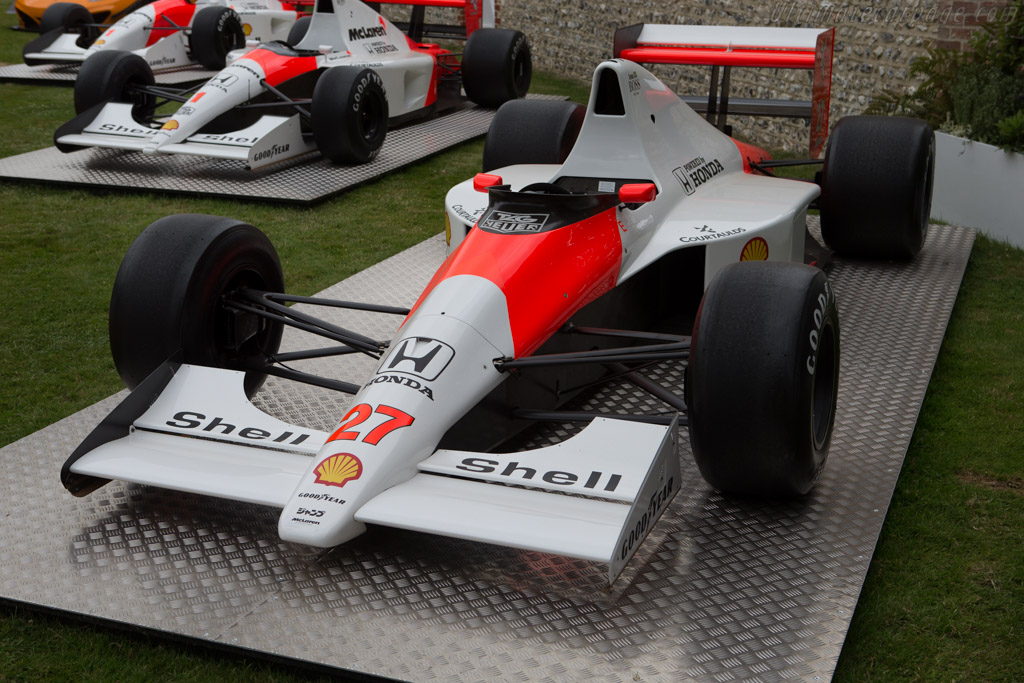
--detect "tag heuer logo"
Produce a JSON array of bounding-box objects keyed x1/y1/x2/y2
[{"x1": 480, "y1": 210, "x2": 549, "y2": 233}]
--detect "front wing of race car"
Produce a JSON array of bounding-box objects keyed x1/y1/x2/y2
[
  {"x1": 67, "y1": 364, "x2": 680, "y2": 584},
  {"x1": 56, "y1": 103, "x2": 316, "y2": 169}
]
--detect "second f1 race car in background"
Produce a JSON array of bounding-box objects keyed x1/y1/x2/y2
[
  {"x1": 61, "y1": 27, "x2": 934, "y2": 583},
  {"x1": 53, "y1": 0, "x2": 527, "y2": 168},
  {"x1": 22, "y1": 0, "x2": 308, "y2": 70}
]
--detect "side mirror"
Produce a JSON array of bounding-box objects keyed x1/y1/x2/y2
[
  {"x1": 473, "y1": 173, "x2": 503, "y2": 192},
  {"x1": 618, "y1": 183, "x2": 657, "y2": 204}
]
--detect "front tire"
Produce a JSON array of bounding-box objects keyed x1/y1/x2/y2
[
  {"x1": 40, "y1": 3, "x2": 99, "y2": 48},
  {"x1": 74, "y1": 50, "x2": 156, "y2": 120},
  {"x1": 461, "y1": 28, "x2": 532, "y2": 108},
  {"x1": 109, "y1": 214, "x2": 285, "y2": 396},
  {"x1": 482, "y1": 99, "x2": 584, "y2": 171},
  {"x1": 686, "y1": 262, "x2": 840, "y2": 497},
  {"x1": 189, "y1": 6, "x2": 245, "y2": 70},
  {"x1": 819, "y1": 116, "x2": 935, "y2": 260},
  {"x1": 311, "y1": 67, "x2": 389, "y2": 164}
]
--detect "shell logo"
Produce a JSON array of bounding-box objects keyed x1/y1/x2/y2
[
  {"x1": 740, "y1": 237, "x2": 769, "y2": 261},
  {"x1": 94, "y1": 39, "x2": 106, "y2": 45},
  {"x1": 243, "y1": 23, "x2": 252, "y2": 36},
  {"x1": 313, "y1": 453, "x2": 362, "y2": 488},
  {"x1": 161, "y1": 120, "x2": 180, "y2": 131}
]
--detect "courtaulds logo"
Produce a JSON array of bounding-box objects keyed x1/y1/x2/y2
[{"x1": 313, "y1": 453, "x2": 362, "y2": 488}]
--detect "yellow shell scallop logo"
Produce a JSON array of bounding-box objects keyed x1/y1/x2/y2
[
  {"x1": 740, "y1": 237, "x2": 769, "y2": 261},
  {"x1": 313, "y1": 453, "x2": 363, "y2": 488},
  {"x1": 161, "y1": 120, "x2": 180, "y2": 131},
  {"x1": 242, "y1": 23, "x2": 252, "y2": 36}
]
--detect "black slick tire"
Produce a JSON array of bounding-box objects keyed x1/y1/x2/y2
[
  {"x1": 686, "y1": 261, "x2": 840, "y2": 497},
  {"x1": 109, "y1": 214, "x2": 285, "y2": 396},
  {"x1": 40, "y1": 3, "x2": 98, "y2": 48},
  {"x1": 286, "y1": 15, "x2": 311, "y2": 46},
  {"x1": 482, "y1": 99, "x2": 584, "y2": 171},
  {"x1": 462, "y1": 28, "x2": 531, "y2": 108},
  {"x1": 819, "y1": 115, "x2": 935, "y2": 260},
  {"x1": 189, "y1": 6, "x2": 245, "y2": 70},
  {"x1": 311, "y1": 67, "x2": 389, "y2": 164},
  {"x1": 74, "y1": 50, "x2": 156, "y2": 119}
]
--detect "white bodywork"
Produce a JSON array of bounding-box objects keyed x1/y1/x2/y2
[
  {"x1": 71, "y1": 275, "x2": 679, "y2": 584},
  {"x1": 445, "y1": 59, "x2": 819, "y2": 288},
  {"x1": 24, "y1": 0, "x2": 301, "y2": 68}
]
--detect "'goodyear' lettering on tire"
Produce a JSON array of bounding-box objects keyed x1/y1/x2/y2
[{"x1": 806, "y1": 280, "x2": 835, "y2": 375}]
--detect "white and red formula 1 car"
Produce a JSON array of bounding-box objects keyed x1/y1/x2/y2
[
  {"x1": 53, "y1": 0, "x2": 525, "y2": 168},
  {"x1": 23, "y1": 0, "x2": 309, "y2": 71},
  {"x1": 62, "y1": 26, "x2": 934, "y2": 583}
]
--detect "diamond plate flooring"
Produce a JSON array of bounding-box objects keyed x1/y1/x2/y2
[
  {"x1": 0, "y1": 220, "x2": 974, "y2": 681},
  {"x1": 0, "y1": 96, "x2": 560, "y2": 204}
]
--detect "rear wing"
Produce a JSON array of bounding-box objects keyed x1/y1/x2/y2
[
  {"x1": 369, "y1": 0, "x2": 495, "y2": 41},
  {"x1": 614, "y1": 24, "x2": 835, "y2": 157}
]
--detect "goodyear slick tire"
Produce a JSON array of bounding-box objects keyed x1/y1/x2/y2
[
  {"x1": 311, "y1": 67, "x2": 388, "y2": 164},
  {"x1": 482, "y1": 99, "x2": 584, "y2": 172},
  {"x1": 189, "y1": 6, "x2": 245, "y2": 70},
  {"x1": 686, "y1": 261, "x2": 840, "y2": 497},
  {"x1": 74, "y1": 50, "x2": 156, "y2": 120},
  {"x1": 40, "y1": 3, "x2": 99, "y2": 48},
  {"x1": 462, "y1": 28, "x2": 532, "y2": 108},
  {"x1": 109, "y1": 214, "x2": 284, "y2": 397},
  {"x1": 819, "y1": 115, "x2": 935, "y2": 260},
  {"x1": 286, "y1": 15, "x2": 311, "y2": 47}
]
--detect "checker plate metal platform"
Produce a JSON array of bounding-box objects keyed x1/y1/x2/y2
[
  {"x1": 0, "y1": 62, "x2": 217, "y2": 85},
  {"x1": 0, "y1": 96, "x2": 560, "y2": 204},
  {"x1": 0, "y1": 220, "x2": 974, "y2": 681}
]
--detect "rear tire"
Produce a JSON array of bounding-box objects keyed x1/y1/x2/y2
[
  {"x1": 686, "y1": 262, "x2": 840, "y2": 497},
  {"x1": 189, "y1": 6, "x2": 245, "y2": 70},
  {"x1": 462, "y1": 28, "x2": 531, "y2": 108},
  {"x1": 482, "y1": 99, "x2": 584, "y2": 171},
  {"x1": 109, "y1": 214, "x2": 284, "y2": 397},
  {"x1": 40, "y1": 3, "x2": 98, "y2": 48},
  {"x1": 286, "y1": 15, "x2": 311, "y2": 46},
  {"x1": 74, "y1": 50, "x2": 156, "y2": 120},
  {"x1": 311, "y1": 67, "x2": 389, "y2": 164},
  {"x1": 819, "y1": 116, "x2": 935, "y2": 260}
]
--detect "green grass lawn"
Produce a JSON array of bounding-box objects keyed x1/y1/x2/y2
[{"x1": 2, "y1": 21, "x2": 1023, "y2": 681}]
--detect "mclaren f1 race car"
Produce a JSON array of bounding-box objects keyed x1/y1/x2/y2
[
  {"x1": 61, "y1": 32, "x2": 934, "y2": 583},
  {"x1": 53, "y1": 0, "x2": 527, "y2": 168},
  {"x1": 22, "y1": 0, "x2": 308, "y2": 70}
]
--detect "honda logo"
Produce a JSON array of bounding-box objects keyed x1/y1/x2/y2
[{"x1": 379, "y1": 337, "x2": 455, "y2": 381}]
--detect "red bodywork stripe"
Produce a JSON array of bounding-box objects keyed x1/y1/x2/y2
[
  {"x1": 148, "y1": 0, "x2": 196, "y2": 46},
  {"x1": 406, "y1": 42, "x2": 453, "y2": 108},
  {"x1": 243, "y1": 48, "x2": 318, "y2": 87},
  {"x1": 731, "y1": 138, "x2": 772, "y2": 174},
  {"x1": 409, "y1": 210, "x2": 623, "y2": 357},
  {"x1": 619, "y1": 47, "x2": 816, "y2": 69}
]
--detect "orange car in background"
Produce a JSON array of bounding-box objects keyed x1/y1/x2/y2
[{"x1": 14, "y1": 0, "x2": 153, "y2": 32}]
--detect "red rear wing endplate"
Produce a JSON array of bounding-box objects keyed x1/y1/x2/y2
[
  {"x1": 372, "y1": 0, "x2": 493, "y2": 38},
  {"x1": 614, "y1": 24, "x2": 834, "y2": 157}
]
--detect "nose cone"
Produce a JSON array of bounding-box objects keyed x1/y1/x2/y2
[
  {"x1": 144, "y1": 59, "x2": 267, "y2": 152},
  {"x1": 85, "y1": 7, "x2": 156, "y2": 57}
]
